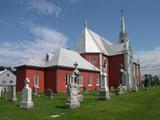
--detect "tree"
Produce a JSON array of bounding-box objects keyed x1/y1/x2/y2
[
  {"x1": 143, "y1": 74, "x2": 152, "y2": 88},
  {"x1": 153, "y1": 75, "x2": 159, "y2": 87}
]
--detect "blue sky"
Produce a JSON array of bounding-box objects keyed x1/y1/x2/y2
[{"x1": 0, "y1": 0, "x2": 160, "y2": 73}]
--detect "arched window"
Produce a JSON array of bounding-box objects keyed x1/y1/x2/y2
[
  {"x1": 96, "y1": 74, "x2": 100, "y2": 85},
  {"x1": 79, "y1": 75, "x2": 83, "y2": 86},
  {"x1": 34, "y1": 74, "x2": 39, "y2": 88},
  {"x1": 88, "y1": 74, "x2": 93, "y2": 86}
]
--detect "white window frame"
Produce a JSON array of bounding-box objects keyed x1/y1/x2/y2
[
  {"x1": 34, "y1": 74, "x2": 39, "y2": 88},
  {"x1": 79, "y1": 75, "x2": 83, "y2": 86},
  {"x1": 88, "y1": 74, "x2": 93, "y2": 86},
  {"x1": 65, "y1": 74, "x2": 72, "y2": 87},
  {"x1": 96, "y1": 75, "x2": 99, "y2": 86}
]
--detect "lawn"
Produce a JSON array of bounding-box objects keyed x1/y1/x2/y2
[{"x1": 0, "y1": 87, "x2": 160, "y2": 120}]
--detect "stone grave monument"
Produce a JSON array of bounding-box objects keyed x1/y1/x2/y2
[
  {"x1": 66, "y1": 75, "x2": 80, "y2": 109},
  {"x1": 20, "y1": 78, "x2": 34, "y2": 109},
  {"x1": 44, "y1": 89, "x2": 53, "y2": 99},
  {"x1": 115, "y1": 64, "x2": 128, "y2": 95},
  {"x1": 32, "y1": 86, "x2": 38, "y2": 96},
  {"x1": 66, "y1": 63, "x2": 80, "y2": 109},
  {"x1": 99, "y1": 59, "x2": 110, "y2": 100},
  {"x1": 78, "y1": 90, "x2": 83, "y2": 102}
]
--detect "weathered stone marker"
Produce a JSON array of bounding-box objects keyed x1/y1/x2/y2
[
  {"x1": 32, "y1": 86, "x2": 38, "y2": 96},
  {"x1": 66, "y1": 72, "x2": 80, "y2": 109},
  {"x1": 11, "y1": 85, "x2": 17, "y2": 102},
  {"x1": 66, "y1": 77, "x2": 80, "y2": 108},
  {"x1": 78, "y1": 90, "x2": 83, "y2": 102},
  {"x1": 99, "y1": 58, "x2": 110, "y2": 100},
  {"x1": 99, "y1": 71, "x2": 110, "y2": 100},
  {"x1": 44, "y1": 89, "x2": 53, "y2": 99},
  {"x1": 20, "y1": 78, "x2": 34, "y2": 109}
]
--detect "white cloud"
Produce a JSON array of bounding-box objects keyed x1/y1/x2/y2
[
  {"x1": 27, "y1": 0, "x2": 62, "y2": 17},
  {"x1": 0, "y1": 26, "x2": 68, "y2": 66},
  {"x1": 135, "y1": 47, "x2": 160, "y2": 75}
]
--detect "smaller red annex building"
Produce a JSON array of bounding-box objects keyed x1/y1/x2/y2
[{"x1": 16, "y1": 48, "x2": 100, "y2": 93}]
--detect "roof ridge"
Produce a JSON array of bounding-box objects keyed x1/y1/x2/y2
[
  {"x1": 87, "y1": 29, "x2": 106, "y2": 53},
  {"x1": 88, "y1": 28, "x2": 113, "y2": 45}
]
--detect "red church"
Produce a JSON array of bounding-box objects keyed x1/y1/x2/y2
[{"x1": 16, "y1": 14, "x2": 141, "y2": 93}]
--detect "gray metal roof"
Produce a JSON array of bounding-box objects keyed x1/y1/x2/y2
[
  {"x1": 75, "y1": 26, "x2": 125, "y2": 56},
  {"x1": 17, "y1": 48, "x2": 99, "y2": 72},
  {"x1": 75, "y1": 27, "x2": 112, "y2": 55}
]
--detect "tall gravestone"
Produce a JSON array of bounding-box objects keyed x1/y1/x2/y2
[
  {"x1": 20, "y1": 78, "x2": 34, "y2": 109},
  {"x1": 11, "y1": 85, "x2": 17, "y2": 102},
  {"x1": 73, "y1": 62, "x2": 84, "y2": 102},
  {"x1": 66, "y1": 72, "x2": 80, "y2": 108},
  {"x1": 66, "y1": 76, "x2": 80, "y2": 108},
  {"x1": 132, "y1": 78, "x2": 139, "y2": 92},
  {"x1": 99, "y1": 72, "x2": 110, "y2": 100},
  {"x1": 99, "y1": 59, "x2": 110, "y2": 100}
]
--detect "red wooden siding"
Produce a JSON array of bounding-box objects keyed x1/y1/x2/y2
[
  {"x1": 81, "y1": 53, "x2": 100, "y2": 68},
  {"x1": 45, "y1": 67, "x2": 57, "y2": 92},
  {"x1": 25, "y1": 68, "x2": 44, "y2": 92},
  {"x1": 108, "y1": 55, "x2": 124, "y2": 88},
  {"x1": 16, "y1": 67, "x2": 26, "y2": 91}
]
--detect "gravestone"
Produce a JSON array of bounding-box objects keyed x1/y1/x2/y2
[
  {"x1": 78, "y1": 90, "x2": 83, "y2": 102},
  {"x1": 115, "y1": 84, "x2": 124, "y2": 95},
  {"x1": 66, "y1": 73, "x2": 80, "y2": 109},
  {"x1": 11, "y1": 85, "x2": 17, "y2": 102},
  {"x1": 20, "y1": 78, "x2": 34, "y2": 109},
  {"x1": 132, "y1": 85, "x2": 139, "y2": 92},
  {"x1": 44, "y1": 89, "x2": 53, "y2": 99},
  {"x1": 82, "y1": 86, "x2": 87, "y2": 95},
  {"x1": 99, "y1": 72, "x2": 110, "y2": 100},
  {"x1": 32, "y1": 87, "x2": 38, "y2": 96}
]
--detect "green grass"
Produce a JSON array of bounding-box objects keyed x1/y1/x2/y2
[{"x1": 0, "y1": 87, "x2": 160, "y2": 120}]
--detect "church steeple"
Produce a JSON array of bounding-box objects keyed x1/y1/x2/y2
[{"x1": 119, "y1": 10, "x2": 128, "y2": 43}]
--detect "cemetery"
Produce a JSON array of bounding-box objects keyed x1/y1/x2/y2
[
  {"x1": 0, "y1": 1, "x2": 159, "y2": 119},
  {"x1": 0, "y1": 64, "x2": 160, "y2": 120},
  {"x1": 0, "y1": 86, "x2": 160, "y2": 120}
]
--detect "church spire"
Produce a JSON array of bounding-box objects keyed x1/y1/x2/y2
[
  {"x1": 119, "y1": 10, "x2": 128, "y2": 43},
  {"x1": 120, "y1": 10, "x2": 126, "y2": 34}
]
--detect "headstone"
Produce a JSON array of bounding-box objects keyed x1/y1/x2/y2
[
  {"x1": 132, "y1": 85, "x2": 139, "y2": 92},
  {"x1": 32, "y1": 87, "x2": 38, "y2": 96},
  {"x1": 122, "y1": 85, "x2": 127, "y2": 93},
  {"x1": 20, "y1": 78, "x2": 34, "y2": 109},
  {"x1": 99, "y1": 71, "x2": 110, "y2": 100},
  {"x1": 115, "y1": 84, "x2": 125, "y2": 95},
  {"x1": 44, "y1": 89, "x2": 53, "y2": 99},
  {"x1": 82, "y1": 86, "x2": 87, "y2": 95},
  {"x1": 4, "y1": 87, "x2": 7, "y2": 100},
  {"x1": 11, "y1": 85, "x2": 17, "y2": 102},
  {"x1": 66, "y1": 74, "x2": 80, "y2": 109},
  {"x1": 78, "y1": 90, "x2": 83, "y2": 102}
]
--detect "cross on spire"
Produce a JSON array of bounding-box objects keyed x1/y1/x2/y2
[
  {"x1": 84, "y1": 19, "x2": 88, "y2": 29},
  {"x1": 121, "y1": 10, "x2": 124, "y2": 17}
]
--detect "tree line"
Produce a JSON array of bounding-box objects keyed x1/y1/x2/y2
[
  {"x1": 0, "y1": 66, "x2": 16, "y2": 74},
  {"x1": 142, "y1": 74, "x2": 160, "y2": 88}
]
